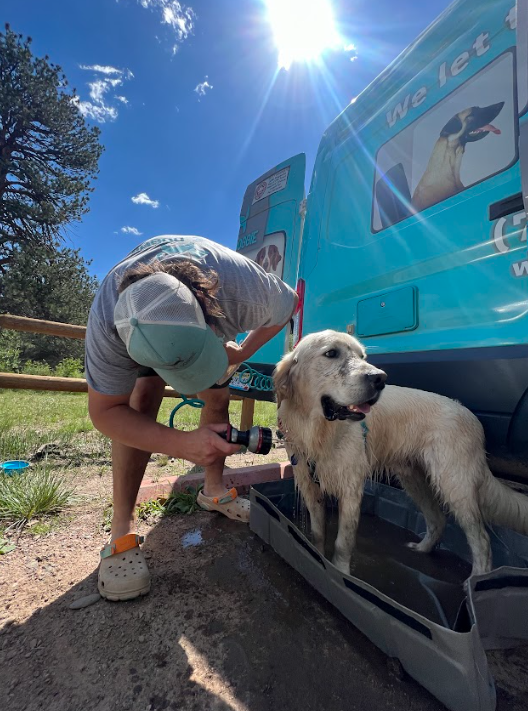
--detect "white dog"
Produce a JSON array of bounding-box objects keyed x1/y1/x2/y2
[{"x1": 274, "y1": 330, "x2": 528, "y2": 577}]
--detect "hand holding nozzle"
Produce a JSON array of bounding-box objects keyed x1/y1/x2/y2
[{"x1": 219, "y1": 423, "x2": 273, "y2": 455}]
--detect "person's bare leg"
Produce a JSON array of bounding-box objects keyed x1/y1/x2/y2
[
  {"x1": 111, "y1": 375, "x2": 166, "y2": 540},
  {"x1": 197, "y1": 387, "x2": 231, "y2": 498}
]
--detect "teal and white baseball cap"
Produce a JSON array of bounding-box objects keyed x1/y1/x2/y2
[{"x1": 114, "y1": 272, "x2": 228, "y2": 395}]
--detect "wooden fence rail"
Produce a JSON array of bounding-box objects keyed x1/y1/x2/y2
[
  {"x1": 0, "y1": 313, "x2": 86, "y2": 339},
  {"x1": 0, "y1": 372, "x2": 183, "y2": 398},
  {"x1": 0, "y1": 313, "x2": 256, "y2": 429}
]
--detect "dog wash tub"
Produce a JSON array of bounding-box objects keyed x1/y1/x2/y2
[{"x1": 250, "y1": 478, "x2": 528, "y2": 711}]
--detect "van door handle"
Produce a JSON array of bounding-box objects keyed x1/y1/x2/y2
[{"x1": 489, "y1": 193, "x2": 524, "y2": 221}]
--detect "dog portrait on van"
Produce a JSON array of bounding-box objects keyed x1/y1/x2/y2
[
  {"x1": 255, "y1": 243, "x2": 283, "y2": 275},
  {"x1": 244, "y1": 232, "x2": 286, "y2": 278},
  {"x1": 412, "y1": 102, "x2": 504, "y2": 210},
  {"x1": 373, "y1": 51, "x2": 516, "y2": 231}
]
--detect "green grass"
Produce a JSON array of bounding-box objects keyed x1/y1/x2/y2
[
  {"x1": 0, "y1": 466, "x2": 76, "y2": 531},
  {"x1": 0, "y1": 389, "x2": 279, "y2": 462},
  {"x1": 157, "y1": 397, "x2": 279, "y2": 430},
  {"x1": 0, "y1": 389, "x2": 280, "y2": 540},
  {"x1": 27, "y1": 517, "x2": 66, "y2": 536},
  {"x1": 0, "y1": 390, "x2": 92, "y2": 431},
  {"x1": 102, "y1": 485, "x2": 204, "y2": 531},
  {"x1": 163, "y1": 485, "x2": 204, "y2": 514},
  {"x1": 0, "y1": 537, "x2": 16, "y2": 554},
  {"x1": 0, "y1": 391, "x2": 96, "y2": 461}
]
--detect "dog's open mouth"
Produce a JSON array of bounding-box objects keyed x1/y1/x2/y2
[
  {"x1": 469, "y1": 124, "x2": 501, "y2": 137},
  {"x1": 321, "y1": 395, "x2": 378, "y2": 422}
]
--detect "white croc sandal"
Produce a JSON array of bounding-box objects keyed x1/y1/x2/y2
[
  {"x1": 98, "y1": 534, "x2": 151, "y2": 601},
  {"x1": 197, "y1": 488, "x2": 250, "y2": 523}
]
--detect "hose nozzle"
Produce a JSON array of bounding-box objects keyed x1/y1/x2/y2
[{"x1": 219, "y1": 424, "x2": 273, "y2": 455}]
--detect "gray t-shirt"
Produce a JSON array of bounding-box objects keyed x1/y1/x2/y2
[{"x1": 85, "y1": 235, "x2": 297, "y2": 395}]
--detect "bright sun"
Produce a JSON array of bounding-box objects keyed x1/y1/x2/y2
[{"x1": 265, "y1": 0, "x2": 342, "y2": 70}]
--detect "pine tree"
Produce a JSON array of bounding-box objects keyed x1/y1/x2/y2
[{"x1": 0, "y1": 25, "x2": 103, "y2": 272}]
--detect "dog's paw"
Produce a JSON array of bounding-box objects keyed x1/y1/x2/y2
[
  {"x1": 332, "y1": 557, "x2": 351, "y2": 576},
  {"x1": 406, "y1": 540, "x2": 432, "y2": 553}
]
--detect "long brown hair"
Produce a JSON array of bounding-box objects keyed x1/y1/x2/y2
[{"x1": 118, "y1": 259, "x2": 225, "y2": 324}]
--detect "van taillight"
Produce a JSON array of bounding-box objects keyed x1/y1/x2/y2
[{"x1": 292, "y1": 278, "x2": 305, "y2": 347}]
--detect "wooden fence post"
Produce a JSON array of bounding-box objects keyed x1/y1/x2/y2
[{"x1": 240, "y1": 398, "x2": 256, "y2": 431}]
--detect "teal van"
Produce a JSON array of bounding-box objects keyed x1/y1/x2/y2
[{"x1": 235, "y1": 0, "x2": 528, "y2": 474}]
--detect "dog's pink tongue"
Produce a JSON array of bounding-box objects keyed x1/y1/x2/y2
[
  {"x1": 482, "y1": 124, "x2": 501, "y2": 134},
  {"x1": 354, "y1": 403, "x2": 371, "y2": 414}
]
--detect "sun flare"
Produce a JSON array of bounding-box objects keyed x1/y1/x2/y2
[{"x1": 265, "y1": 0, "x2": 342, "y2": 70}]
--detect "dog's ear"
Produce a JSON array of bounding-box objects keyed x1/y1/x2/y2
[
  {"x1": 269, "y1": 244, "x2": 282, "y2": 270},
  {"x1": 273, "y1": 352, "x2": 298, "y2": 407},
  {"x1": 440, "y1": 115, "x2": 463, "y2": 137},
  {"x1": 256, "y1": 247, "x2": 266, "y2": 265}
]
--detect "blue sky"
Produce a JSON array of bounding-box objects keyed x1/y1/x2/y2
[{"x1": 4, "y1": 0, "x2": 451, "y2": 279}]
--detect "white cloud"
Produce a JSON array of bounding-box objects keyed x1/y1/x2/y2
[
  {"x1": 131, "y1": 192, "x2": 160, "y2": 209},
  {"x1": 80, "y1": 64, "x2": 134, "y2": 80},
  {"x1": 79, "y1": 64, "x2": 122, "y2": 75},
  {"x1": 76, "y1": 100, "x2": 118, "y2": 123},
  {"x1": 89, "y1": 79, "x2": 111, "y2": 103},
  {"x1": 120, "y1": 226, "x2": 143, "y2": 236},
  {"x1": 135, "y1": 1, "x2": 196, "y2": 44},
  {"x1": 194, "y1": 76, "x2": 213, "y2": 98},
  {"x1": 76, "y1": 64, "x2": 133, "y2": 124}
]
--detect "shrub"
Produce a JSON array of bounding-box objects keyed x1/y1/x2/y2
[
  {"x1": 54, "y1": 357, "x2": 83, "y2": 378},
  {"x1": 0, "y1": 330, "x2": 22, "y2": 372},
  {"x1": 21, "y1": 360, "x2": 53, "y2": 376}
]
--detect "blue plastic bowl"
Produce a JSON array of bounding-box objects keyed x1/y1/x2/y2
[{"x1": 1, "y1": 460, "x2": 30, "y2": 473}]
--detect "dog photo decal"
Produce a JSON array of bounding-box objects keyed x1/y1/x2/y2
[
  {"x1": 243, "y1": 231, "x2": 286, "y2": 278},
  {"x1": 373, "y1": 51, "x2": 517, "y2": 231}
]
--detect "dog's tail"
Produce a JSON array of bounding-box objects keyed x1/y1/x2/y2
[{"x1": 479, "y1": 469, "x2": 528, "y2": 534}]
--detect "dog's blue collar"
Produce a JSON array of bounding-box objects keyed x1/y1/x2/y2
[{"x1": 361, "y1": 420, "x2": 369, "y2": 442}]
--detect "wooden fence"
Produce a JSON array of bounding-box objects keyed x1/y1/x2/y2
[{"x1": 0, "y1": 313, "x2": 256, "y2": 430}]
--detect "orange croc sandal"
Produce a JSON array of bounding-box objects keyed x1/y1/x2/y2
[
  {"x1": 197, "y1": 488, "x2": 250, "y2": 523},
  {"x1": 98, "y1": 533, "x2": 151, "y2": 601}
]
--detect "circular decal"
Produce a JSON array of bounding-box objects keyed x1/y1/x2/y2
[{"x1": 254, "y1": 180, "x2": 267, "y2": 201}]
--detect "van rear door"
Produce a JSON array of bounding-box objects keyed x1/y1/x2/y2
[{"x1": 235, "y1": 154, "x2": 305, "y2": 369}]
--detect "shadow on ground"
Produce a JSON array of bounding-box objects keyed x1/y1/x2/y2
[{"x1": 2, "y1": 511, "x2": 528, "y2": 711}]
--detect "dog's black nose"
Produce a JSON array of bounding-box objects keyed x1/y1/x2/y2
[{"x1": 366, "y1": 371, "x2": 387, "y2": 390}]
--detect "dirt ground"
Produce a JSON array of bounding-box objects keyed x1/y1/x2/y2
[{"x1": 2, "y1": 462, "x2": 528, "y2": 711}]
